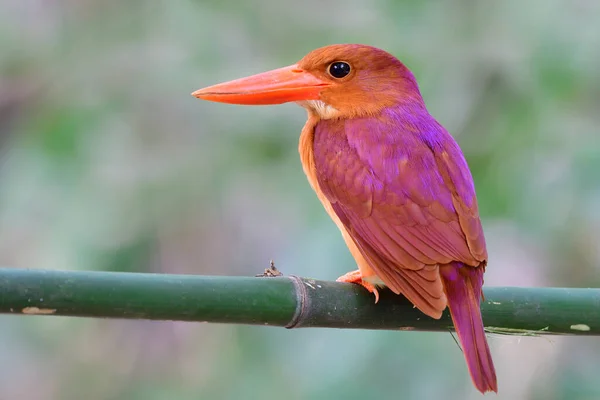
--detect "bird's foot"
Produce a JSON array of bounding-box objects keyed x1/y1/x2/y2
[{"x1": 336, "y1": 270, "x2": 380, "y2": 303}]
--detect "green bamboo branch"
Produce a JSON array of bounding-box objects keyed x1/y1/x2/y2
[{"x1": 0, "y1": 267, "x2": 598, "y2": 335}]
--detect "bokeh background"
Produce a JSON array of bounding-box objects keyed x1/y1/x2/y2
[{"x1": 1, "y1": 1, "x2": 599, "y2": 399}]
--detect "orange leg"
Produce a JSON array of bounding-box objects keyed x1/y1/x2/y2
[{"x1": 336, "y1": 270, "x2": 380, "y2": 303}]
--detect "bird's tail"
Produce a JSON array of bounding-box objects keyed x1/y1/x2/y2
[{"x1": 439, "y1": 262, "x2": 497, "y2": 394}]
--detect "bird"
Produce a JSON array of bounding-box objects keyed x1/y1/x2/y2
[{"x1": 192, "y1": 44, "x2": 497, "y2": 394}]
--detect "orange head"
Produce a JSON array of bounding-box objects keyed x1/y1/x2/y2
[{"x1": 192, "y1": 44, "x2": 425, "y2": 119}]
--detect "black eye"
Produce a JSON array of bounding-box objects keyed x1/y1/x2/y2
[{"x1": 328, "y1": 61, "x2": 351, "y2": 78}]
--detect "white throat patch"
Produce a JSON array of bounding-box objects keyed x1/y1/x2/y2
[{"x1": 296, "y1": 100, "x2": 340, "y2": 120}]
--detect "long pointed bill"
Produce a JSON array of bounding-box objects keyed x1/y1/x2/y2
[{"x1": 191, "y1": 64, "x2": 331, "y2": 105}]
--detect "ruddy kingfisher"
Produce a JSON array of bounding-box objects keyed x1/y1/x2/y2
[{"x1": 192, "y1": 44, "x2": 497, "y2": 393}]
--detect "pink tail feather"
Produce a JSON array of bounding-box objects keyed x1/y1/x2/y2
[{"x1": 439, "y1": 262, "x2": 497, "y2": 393}]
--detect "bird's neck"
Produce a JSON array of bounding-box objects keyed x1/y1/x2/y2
[{"x1": 298, "y1": 102, "x2": 443, "y2": 175}]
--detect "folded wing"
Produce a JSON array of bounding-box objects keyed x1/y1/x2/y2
[{"x1": 312, "y1": 114, "x2": 487, "y2": 318}]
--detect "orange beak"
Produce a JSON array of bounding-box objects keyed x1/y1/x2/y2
[{"x1": 191, "y1": 64, "x2": 331, "y2": 105}]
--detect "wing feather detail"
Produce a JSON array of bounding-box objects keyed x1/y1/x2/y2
[{"x1": 313, "y1": 110, "x2": 487, "y2": 317}]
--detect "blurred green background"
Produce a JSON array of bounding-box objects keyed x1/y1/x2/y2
[{"x1": 1, "y1": 1, "x2": 599, "y2": 399}]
